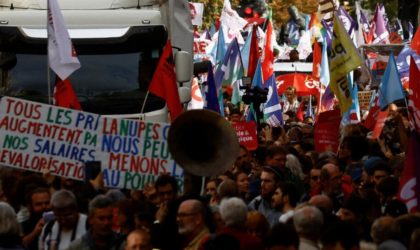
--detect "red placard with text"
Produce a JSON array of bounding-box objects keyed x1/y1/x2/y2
[
  {"x1": 314, "y1": 109, "x2": 341, "y2": 153},
  {"x1": 231, "y1": 121, "x2": 258, "y2": 151}
]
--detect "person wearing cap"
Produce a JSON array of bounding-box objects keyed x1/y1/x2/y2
[{"x1": 361, "y1": 156, "x2": 386, "y2": 185}]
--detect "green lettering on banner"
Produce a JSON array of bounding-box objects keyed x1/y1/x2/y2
[
  {"x1": 119, "y1": 119, "x2": 129, "y2": 136},
  {"x1": 123, "y1": 172, "x2": 156, "y2": 190},
  {"x1": 83, "y1": 132, "x2": 97, "y2": 146},
  {"x1": 2, "y1": 135, "x2": 28, "y2": 150}
]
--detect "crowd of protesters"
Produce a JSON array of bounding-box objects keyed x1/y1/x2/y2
[{"x1": 0, "y1": 97, "x2": 419, "y2": 250}]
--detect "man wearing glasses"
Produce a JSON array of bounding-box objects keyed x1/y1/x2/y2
[
  {"x1": 39, "y1": 190, "x2": 87, "y2": 250},
  {"x1": 176, "y1": 199, "x2": 209, "y2": 250}
]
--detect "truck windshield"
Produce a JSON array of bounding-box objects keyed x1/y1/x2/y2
[{"x1": 1, "y1": 52, "x2": 165, "y2": 115}]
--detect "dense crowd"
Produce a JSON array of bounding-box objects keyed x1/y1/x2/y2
[{"x1": 0, "y1": 99, "x2": 419, "y2": 250}]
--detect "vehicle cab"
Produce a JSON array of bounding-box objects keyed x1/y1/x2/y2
[{"x1": 0, "y1": 0, "x2": 192, "y2": 122}]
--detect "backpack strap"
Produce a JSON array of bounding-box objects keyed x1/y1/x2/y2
[{"x1": 42, "y1": 220, "x2": 56, "y2": 243}]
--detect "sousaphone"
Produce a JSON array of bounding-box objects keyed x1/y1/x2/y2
[{"x1": 168, "y1": 109, "x2": 240, "y2": 177}]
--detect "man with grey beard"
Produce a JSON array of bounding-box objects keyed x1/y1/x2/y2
[{"x1": 176, "y1": 199, "x2": 209, "y2": 250}]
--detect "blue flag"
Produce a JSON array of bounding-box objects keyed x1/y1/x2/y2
[
  {"x1": 320, "y1": 39, "x2": 330, "y2": 86},
  {"x1": 337, "y1": 6, "x2": 356, "y2": 38},
  {"x1": 305, "y1": 95, "x2": 314, "y2": 120},
  {"x1": 205, "y1": 64, "x2": 220, "y2": 113},
  {"x1": 409, "y1": 22, "x2": 414, "y2": 40},
  {"x1": 246, "y1": 104, "x2": 256, "y2": 122},
  {"x1": 321, "y1": 20, "x2": 333, "y2": 48},
  {"x1": 241, "y1": 31, "x2": 252, "y2": 76},
  {"x1": 231, "y1": 79, "x2": 242, "y2": 105},
  {"x1": 214, "y1": 38, "x2": 244, "y2": 90},
  {"x1": 396, "y1": 45, "x2": 420, "y2": 78},
  {"x1": 349, "y1": 78, "x2": 361, "y2": 123},
  {"x1": 204, "y1": 28, "x2": 212, "y2": 40},
  {"x1": 263, "y1": 75, "x2": 283, "y2": 126},
  {"x1": 252, "y1": 58, "x2": 264, "y2": 89},
  {"x1": 216, "y1": 25, "x2": 226, "y2": 64},
  {"x1": 209, "y1": 22, "x2": 216, "y2": 37},
  {"x1": 379, "y1": 53, "x2": 406, "y2": 109},
  {"x1": 287, "y1": 20, "x2": 300, "y2": 46}
]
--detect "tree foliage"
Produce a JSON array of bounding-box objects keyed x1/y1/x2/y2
[
  {"x1": 194, "y1": 0, "x2": 319, "y2": 29},
  {"x1": 193, "y1": 0, "x2": 399, "y2": 30}
]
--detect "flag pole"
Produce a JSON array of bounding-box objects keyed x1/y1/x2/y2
[
  {"x1": 47, "y1": 1, "x2": 52, "y2": 105},
  {"x1": 140, "y1": 90, "x2": 150, "y2": 114}
]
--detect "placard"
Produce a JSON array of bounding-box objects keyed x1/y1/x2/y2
[
  {"x1": 99, "y1": 117, "x2": 184, "y2": 190},
  {"x1": 0, "y1": 97, "x2": 99, "y2": 180},
  {"x1": 231, "y1": 121, "x2": 258, "y2": 150},
  {"x1": 0, "y1": 97, "x2": 184, "y2": 190}
]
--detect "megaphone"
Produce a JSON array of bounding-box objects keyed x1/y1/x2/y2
[{"x1": 168, "y1": 110, "x2": 240, "y2": 177}]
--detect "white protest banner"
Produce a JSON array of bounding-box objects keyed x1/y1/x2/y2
[
  {"x1": 357, "y1": 90, "x2": 374, "y2": 111},
  {"x1": 0, "y1": 97, "x2": 99, "y2": 180},
  {"x1": 99, "y1": 117, "x2": 184, "y2": 190}
]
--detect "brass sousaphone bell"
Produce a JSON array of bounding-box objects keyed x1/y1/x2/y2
[{"x1": 168, "y1": 109, "x2": 240, "y2": 177}]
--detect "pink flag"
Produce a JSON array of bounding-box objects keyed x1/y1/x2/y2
[
  {"x1": 48, "y1": 0, "x2": 80, "y2": 80},
  {"x1": 371, "y1": 4, "x2": 389, "y2": 44}
]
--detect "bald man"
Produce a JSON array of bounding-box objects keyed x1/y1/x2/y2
[{"x1": 124, "y1": 229, "x2": 152, "y2": 250}]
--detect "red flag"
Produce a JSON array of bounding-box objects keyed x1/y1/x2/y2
[
  {"x1": 398, "y1": 132, "x2": 420, "y2": 213},
  {"x1": 411, "y1": 26, "x2": 420, "y2": 55},
  {"x1": 247, "y1": 25, "x2": 259, "y2": 80},
  {"x1": 312, "y1": 42, "x2": 322, "y2": 80},
  {"x1": 54, "y1": 77, "x2": 82, "y2": 110},
  {"x1": 262, "y1": 20, "x2": 274, "y2": 82},
  {"x1": 408, "y1": 57, "x2": 420, "y2": 134},
  {"x1": 296, "y1": 101, "x2": 305, "y2": 121},
  {"x1": 366, "y1": 25, "x2": 374, "y2": 44},
  {"x1": 370, "y1": 110, "x2": 389, "y2": 139},
  {"x1": 149, "y1": 40, "x2": 182, "y2": 121},
  {"x1": 364, "y1": 95, "x2": 380, "y2": 130}
]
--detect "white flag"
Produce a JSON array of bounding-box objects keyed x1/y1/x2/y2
[
  {"x1": 48, "y1": 0, "x2": 80, "y2": 80},
  {"x1": 219, "y1": 0, "x2": 247, "y2": 43},
  {"x1": 187, "y1": 77, "x2": 204, "y2": 110}
]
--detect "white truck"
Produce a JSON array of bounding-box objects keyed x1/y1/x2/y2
[{"x1": 0, "y1": 0, "x2": 193, "y2": 122}]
